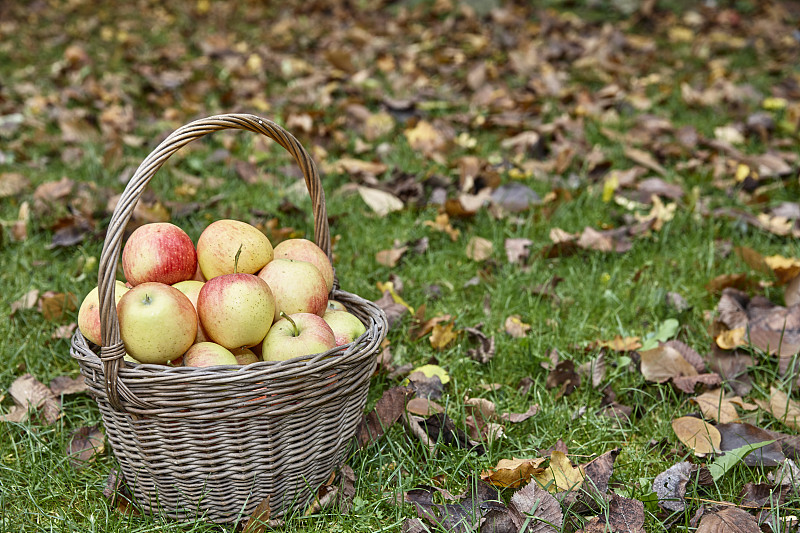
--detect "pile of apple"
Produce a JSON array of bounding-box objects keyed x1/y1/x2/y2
[{"x1": 77, "y1": 220, "x2": 366, "y2": 367}]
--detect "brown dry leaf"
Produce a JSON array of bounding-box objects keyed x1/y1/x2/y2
[
  {"x1": 623, "y1": 147, "x2": 668, "y2": 176},
  {"x1": 52, "y1": 323, "x2": 78, "y2": 339},
  {"x1": 376, "y1": 245, "x2": 408, "y2": 267},
  {"x1": 501, "y1": 403, "x2": 540, "y2": 424},
  {"x1": 49, "y1": 375, "x2": 88, "y2": 396},
  {"x1": 705, "y1": 273, "x2": 759, "y2": 294},
  {"x1": 10, "y1": 289, "x2": 40, "y2": 317},
  {"x1": 672, "y1": 416, "x2": 722, "y2": 456},
  {"x1": 691, "y1": 389, "x2": 740, "y2": 423},
  {"x1": 357, "y1": 186, "x2": 403, "y2": 216},
  {"x1": 7, "y1": 374, "x2": 61, "y2": 424},
  {"x1": 364, "y1": 112, "x2": 395, "y2": 141},
  {"x1": 504, "y1": 315, "x2": 531, "y2": 338},
  {"x1": 505, "y1": 238, "x2": 532, "y2": 264},
  {"x1": 67, "y1": 425, "x2": 105, "y2": 469},
  {"x1": 593, "y1": 335, "x2": 642, "y2": 352},
  {"x1": 410, "y1": 310, "x2": 452, "y2": 341},
  {"x1": 430, "y1": 321, "x2": 459, "y2": 350},
  {"x1": 356, "y1": 386, "x2": 413, "y2": 448},
  {"x1": 786, "y1": 275, "x2": 800, "y2": 308},
  {"x1": 768, "y1": 387, "x2": 800, "y2": 430},
  {"x1": 715, "y1": 327, "x2": 747, "y2": 350},
  {"x1": 695, "y1": 507, "x2": 760, "y2": 533},
  {"x1": 242, "y1": 496, "x2": 284, "y2": 533},
  {"x1": 466, "y1": 236, "x2": 493, "y2": 262},
  {"x1": 0, "y1": 172, "x2": 30, "y2": 197},
  {"x1": 506, "y1": 478, "x2": 563, "y2": 533},
  {"x1": 406, "y1": 398, "x2": 445, "y2": 417},
  {"x1": 533, "y1": 451, "x2": 585, "y2": 493},
  {"x1": 640, "y1": 345, "x2": 699, "y2": 383},
  {"x1": 581, "y1": 494, "x2": 645, "y2": 533},
  {"x1": 481, "y1": 457, "x2": 547, "y2": 488},
  {"x1": 39, "y1": 291, "x2": 78, "y2": 321},
  {"x1": 577, "y1": 353, "x2": 606, "y2": 388},
  {"x1": 335, "y1": 158, "x2": 388, "y2": 178},
  {"x1": 423, "y1": 213, "x2": 460, "y2": 241}
]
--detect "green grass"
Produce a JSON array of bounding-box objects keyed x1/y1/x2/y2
[{"x1": 2, "y1": 0, "x2": 800, "y2": 531}]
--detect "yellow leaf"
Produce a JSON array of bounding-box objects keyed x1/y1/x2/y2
[
  {"x1": 734, "y1": 163, "x2": 751, "y2": 182},
  {"x1": 410, "y1": 364, "x2": 450, "y2": 385},
  {"x1": 763, "y1": 97, "x2": 788, "y2": 110},
  {"x1": 480, "y1": 457, "x2": 547, "y2": 488},
  {"x1": 602, "y1": 174, "x2": 619, "y2": 203},
  {"x1": 430, "y1": 321, "x2": 459, "y2": 350},
  {"x1": 715, "y1": 327, "x2": 747, "y2": 350},
  {"x1": 672, "y1": 416, "x2": 721, "y2": 456},
  {"x1": 593, "y1": 335, "x2": 642, "y2": 352},
  {"x1": 375, "y1": 281, "x2": 414, "y2": 314},
  {"x1": 423, "y1": 213, "x2": 460, "y2": 241},
  {"x1": 404, "y1": 120, "x2": 445, "y2": 154},
  {"x1": 532, "y1": 451, "x2": 585, "y2": 493},
  {"x1": 764, "y1": 255, "x2": 800, "y2": 285}
]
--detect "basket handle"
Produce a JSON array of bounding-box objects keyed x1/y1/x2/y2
[{"x1": 97, "y1": 114, "x2": 330, "y2": 410}]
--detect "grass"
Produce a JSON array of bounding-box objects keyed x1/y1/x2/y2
[{"x1": 2, "y1": 0, "x2": 800, "y2": 531}]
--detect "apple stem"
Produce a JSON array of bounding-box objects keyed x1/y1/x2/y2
[
  {"x1": 234, "y1": 244, "x2": 243, "y2": 274},
  {"x1": 280, "y1": 311, "x2": 299, "y2": 337},
  {"x1": 143, "y1": 293, "x2": 151, "y2": 305}
]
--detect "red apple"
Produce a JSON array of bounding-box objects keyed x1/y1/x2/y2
[
  {"x1": 184, "y1": 342, "x2": 238, "y2": 367},
  {"x1": 122, "y1": 222, "x2": 197, "y2": 286},
  {"x1": 258, "y1": 258, "x2": 328, "y2": 322},
  {"x1": 197, "y1": 273, "x2": 275, "y2": 349},
  {"x1": 196, "y1": 219, "x2": 273, "y2": 280},
  {"x1": 261, "y1": 312, "x2": 337, "y2": 362},
  {"x1": 273, "y1": 238, "x2": 334, "y2": 292},
  {"x1": 78, "y1": 280, "x2": 129, "y2": 345},
  {"x1": 117, "y1": 282, "x2": 197, "y2": 364},
  {"x1": 172, "y1": 279, "x2": 210, "y2": 344},
  {"x1": 322, "y1": 309, "x2": 367, "y2": 346},
  {"x1": 231, "y1": 346, "x2": 260, "y2": 365}
]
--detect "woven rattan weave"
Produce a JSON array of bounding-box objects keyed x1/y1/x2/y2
[{"x1": 70, "y1": 114, "x2": 387, "y2": 523}]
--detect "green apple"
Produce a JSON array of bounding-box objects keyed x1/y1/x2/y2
[
  {"x1": 78, "y1": 280, "x2": 129, "y2": 346},
  {"x1": 184, "y1": 342, "x2": 238, "y2": 367},
  {"x1": 261, "y1": 312, "x2": 336, "y2": 362},
  {"x1": 172, "y1": 279, "x2": 210, "y2": 344},
  {"x1": 258, "y1": 258, "x2": 328, "y2": 322},
  {"x1": 322, "y1": 309, "x2": 367, "y2": 346},
  {"x1": 231, "y1": 346, "x2": 260, "y2": 365},
  {"x1": 327, "y1": 300, "x2": 347, "y2": 312},
  {"x1": 197, "y1": 273, "x2": 275, "y2": 349},
  {"x1": 117, "y1": 282, "x2": 197, "y2": 364},
  {"x1": 196, "y1": 219, "x2": 273, "y2": 280},
  {"x1": 273, "y1": 238, "x2": 335, "y2": 292}
]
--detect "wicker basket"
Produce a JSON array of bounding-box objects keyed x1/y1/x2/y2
[{"x1": 70, "y1": 114, "x2": 387, "y2": 523}]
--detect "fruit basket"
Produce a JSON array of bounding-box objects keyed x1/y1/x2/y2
[{"x1": 70, "y1": 114, "x2": 388, "y2": 523}]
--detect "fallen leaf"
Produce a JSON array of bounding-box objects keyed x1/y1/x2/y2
[
  {"x1": 404, "y1": 120, "x2": 447, "y2": 157},
  {"x1": 357, "y1": 186, "x2": 404, "y2": 216},
  {"x1": 695, "y1": 507, "x2": 760, "y2": 533},
  {"x1": 0, "y1": 172, "x2": 30, "y2": 197},
  {"x1": 356, "y1": 386, "x2": 413, "y2": 448},
  {"x1": 430, "y1": 321, "x2": 459, "y2": 350},
  {"x1": 652, "y1": 462, "x2": 696, "y2": 511},
  {"x1": 464, "y1": 325, "x2": 495, "y2": 364},
  {"x1": 243, "y1": 496, "x2": 284, "y2": 532},
  {"x1": 504, "y1": 315, "x2": 531, "y2": 338},
  {"x1": 500, "y1": 403, "x2": 540, "y2": 423},
  {"x1": 505, "y1": 238, "x2": 532, "y2": 264},
  {"x1": 481, "y1": 457, "x2": 547, "y2": 488},
  {"x1": 623, "y1": 146, "x2": 668, "y2": 176},
  {"x1": 640, "y1": 345, "x2": 699, "y2": 383},
  {"x1": 7, "y1": 374, "x2": 61, "y2": 424},
  {"x1": 49, "y1": 375, "x2": 88, "y2": 396},
  {"x1": 767, "y1": 387, "x2": 800, "y2": 430},
  {"x1": 466, "y1": 236, "x2": 493, "y2": 262},
  {"x1": 532, "y1": 451, "x2": 585, "y2": 493},
  {"x1": 423, "y1": 213, "x2": 460, "y2": 241},
  {"x1": 409, "y1": 364, "x2": 450, "y2": 385},
  {"x1": 717, "y1": 422, "x2": 784, "y2": 467},
  {"x1": 691, "y1": 389, "x2": 740, "y2": 423},
  {"x1": 67, "y1": 425, "x2": 104, "y2": 469},
  {"x1": 376, "y1": 245, "x2": 408, "y2": 267},
  {"x1": 592, "y1": 336, "x2": 642, "y2": 352},
  {"x1": 672, "y1": 416, "x2": 722, "y2": 456},
  {"x1": 406, "y1": 398, "x2": 445, "y2": 417},
  {"x1": 505, "y1": 478, "x2": 563, "y2": 533},
  {"x1": 581, "y1": 494, "x2": 645, "y2": 533},
  {"x1": 9, "y1": 289, "x2": 40, "y2": 317},
  {"x1": 375, "y1": 281, "x2": 414, "y2": 314}
]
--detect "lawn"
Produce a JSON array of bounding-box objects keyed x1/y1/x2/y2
[{"x1": 1, "y1": 0, "x2": 800, "y2": 531}]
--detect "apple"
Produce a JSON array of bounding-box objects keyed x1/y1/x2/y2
[
  {"x1": 184, "y1": 342, "x2": 238, "y2": 367},
  {"x1": 172, "y1": 280, "x2": 210, "y2": 344},
  {"x1": 327, "y1": 300, "x2": 347, "y2": 312},
  {"x1": 122, "y1": 222, "x2": 197, "y2": 286},
  {"x1": 323, "y1": 309, "x2": 367, "y2": 346},
  {"x1": 117, "y1": 282, "x2": 197, "y2": 364},
  {"x1": 231, "y1": 346, "x2": 259, "y2": 365},
  {"x1": 273, "y1": 238, "x2": 335, "y2": 292},
  {"x1": 196, "y1": 219, "x2": 273, "y2": 280},
  {"x1": 258, "y1": 258, "x2": 328, "y2": 321},
  {"x1": 261, "y1": 312, "x2": 337, "y2": 362},
  {"x1": 78, "y1": 280, "x2": 129, "y2": 345},
  {"x1": 197, "y1": 273, "x2": 275, "y2": 349}
]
